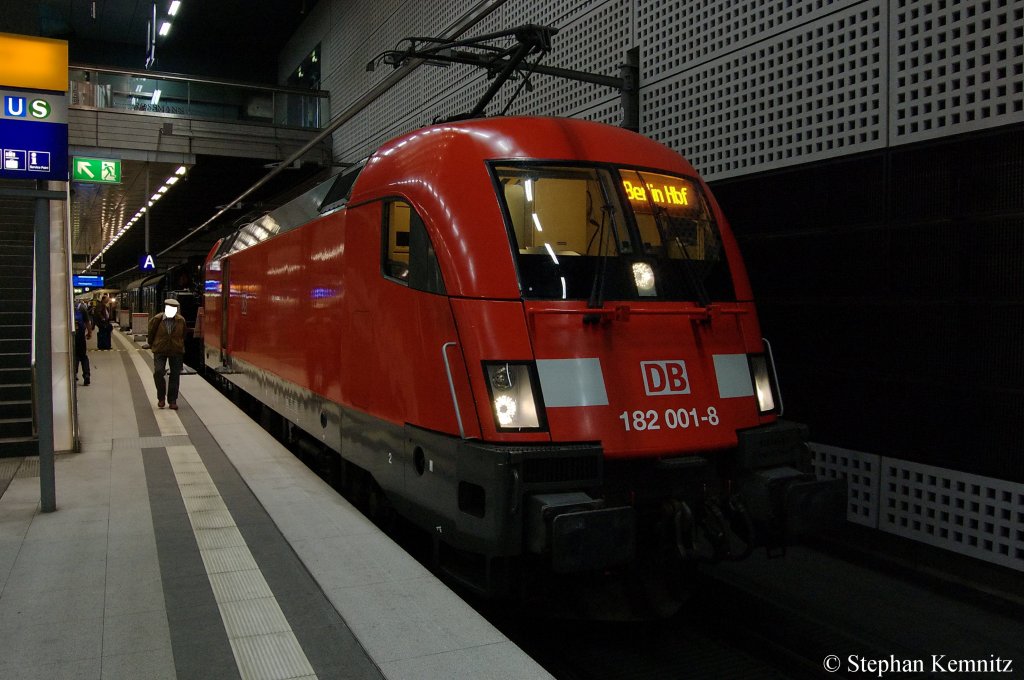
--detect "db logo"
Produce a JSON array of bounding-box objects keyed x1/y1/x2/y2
[{"x1": 641, "y1": 360, "x2": 690, "y2": 396}]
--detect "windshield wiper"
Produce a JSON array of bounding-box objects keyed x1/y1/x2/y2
[
  {"x1": 584, "y1": 203, "x2": 614, "y2": 323},
  {"x1": 651, "y1": 204, "x2": 711, "y2": 308}
]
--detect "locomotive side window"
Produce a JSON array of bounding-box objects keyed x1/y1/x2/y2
[
  {"x1": 493, "y1": 163, "x2": 736, "y2": 303},
  {"x1": 319, "y1": 160, "x2": 365, "y2": 213},
  {"x1": 382, "y1": 200, "x2": 446, "y2": 294}
]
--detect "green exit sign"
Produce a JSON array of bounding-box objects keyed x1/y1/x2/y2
[{"x1": 72, "y1": 157, "x2": 121, "y2": 184}]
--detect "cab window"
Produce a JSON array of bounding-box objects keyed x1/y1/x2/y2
[{"x1": 382, "y1": 200, "x2": 446, "y2": 294}]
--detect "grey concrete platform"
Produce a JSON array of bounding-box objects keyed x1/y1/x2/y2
[{"x1": 0, "y1": 330, "x2": 553, "y2": 680}]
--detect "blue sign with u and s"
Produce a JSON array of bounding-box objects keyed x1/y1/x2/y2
[
  {"x1": 0, "y1": 89, "x2": 67, "y2": 180},
  {"x1": 0, "y1": 33, "x2": 69, "y2": 182}
]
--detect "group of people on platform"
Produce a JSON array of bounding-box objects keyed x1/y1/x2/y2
[
  {"x1": 72, "y1": 295, "x2": 186, "y2": 411},
  {"x1": 72, "y1": 293, "x2": 115, "y2": 387}
]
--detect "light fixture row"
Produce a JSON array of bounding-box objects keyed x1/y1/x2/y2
[{"x1": 85, "y1": 165, "x2": 188, "y2": 272}]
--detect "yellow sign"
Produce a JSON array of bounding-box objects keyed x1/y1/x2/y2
[
  {"x1": 0, "y1": 32, "x2": 68, "y2": 92},
  {"x1": 622, "y1": 175, "x2": 693, "y2": 208}
]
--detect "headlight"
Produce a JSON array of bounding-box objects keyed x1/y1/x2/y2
[
  {"x1": 632, "y1": 262, "x2": 657, "y2": 296},
  {"x1": 748, "y1": 354, "x2": 777, "y2": 414},
  {"x1": 494, "y1": 395, "x2": 518, "y2": 426},
  {"x1": 484, "y1": 362, "x2": 544, "y2": 430}
]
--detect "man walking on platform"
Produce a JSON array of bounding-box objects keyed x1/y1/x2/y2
[
  {"x1": 73, "y1": 299, "x2": 92, "y2": 385},
  {"x1": 148, "y1": 298, "x2": 186, "y2": 410}
]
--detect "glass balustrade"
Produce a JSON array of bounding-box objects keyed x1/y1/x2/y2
[{"x1": 69, "y1": 67, "x2": 327, "y2": 130}]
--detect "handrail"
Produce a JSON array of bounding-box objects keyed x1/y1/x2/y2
[
  {"x1": 70, "y1": 63, "x2": 329, "y2": 97},
  {"x1": 441, "y1": 342, "x2": 466, "y2": 439}
]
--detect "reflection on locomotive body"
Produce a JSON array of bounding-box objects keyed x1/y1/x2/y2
[{"x1": 202, "y1": 117, "x2": 844, "y2": 598}]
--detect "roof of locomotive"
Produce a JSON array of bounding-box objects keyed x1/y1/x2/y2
[
  {"x1": 353, "y1": 116, "x2": 698, "y2": 199},
  {"x1": 210, "y1": 116, "x2": 741, "y2": 301},
  {"x1": 349, "y1": 116, "x2": 711, "y2": 299}
]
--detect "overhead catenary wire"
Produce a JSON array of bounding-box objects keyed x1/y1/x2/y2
[{"x1": 111, "y1": 0, "x2": 509, "y2": 281}]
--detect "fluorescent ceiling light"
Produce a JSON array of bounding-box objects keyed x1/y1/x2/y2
[
  {"x1": 175, "y1": 166, "x2": 187, "y2": 175},
  {"x1": 159, "y1": 21, "x2": 171, "y2": 36},
  {"x1": 168, "y1": 1, "x2": 181, "y2": 16},
  {"x1": 151, "y1": 89, "x2": 162, "y2": 105},
  {"x1": 165, "y1": 176, "x2": 179, "y2": 185}
]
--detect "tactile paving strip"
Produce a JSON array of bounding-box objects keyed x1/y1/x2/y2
[{"x1": 112, "y1": 434, "x2": 192, "y2": 449}]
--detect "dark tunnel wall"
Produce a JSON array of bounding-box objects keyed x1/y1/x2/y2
[{"x1": 711, "y1": 123, "x2": 1024, "y2": 483}]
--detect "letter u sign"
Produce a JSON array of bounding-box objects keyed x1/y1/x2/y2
[
  {"x1": 641, "y1": 360, "x2": 691, "y2": 396},
  {"x1": 4, "y1": 96, "x2": 26, "y2": 117}
]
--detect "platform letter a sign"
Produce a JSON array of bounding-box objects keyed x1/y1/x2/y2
[{"x1": 140, "y1": 254, "x2": 156, "y2": 271}]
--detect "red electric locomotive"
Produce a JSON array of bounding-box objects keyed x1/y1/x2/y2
[{"x1": 201, "y1": 116, "x2": 843, "y2": 594}]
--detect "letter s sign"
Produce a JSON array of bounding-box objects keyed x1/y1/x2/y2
[
  {"x1": 30, "y1": 99, "x2": 51, "y2": 119},
  {"x1": 641, "y1": 360, "x2": 690, "y2": 396}
]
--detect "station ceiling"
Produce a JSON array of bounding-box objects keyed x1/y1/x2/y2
[
  {"x1": 2, "y1": 1, "x2": 327, "y2": 285},
  {"x1": 3, "y1": 1, "x2": 320, "y2": 79},
  {"x1": 70, "y1": 157, "x2": 328, "y2": 285}
]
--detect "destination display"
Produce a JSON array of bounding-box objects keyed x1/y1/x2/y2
[{"x1": 621, "y1": 171, "x2": 697, "y2": 209}]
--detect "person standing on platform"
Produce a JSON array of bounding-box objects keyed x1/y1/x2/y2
[
  {"x1": 147, "y1": 298, "x2": 186, "y2": 410},
  {"x1": 73, "y1": 299, "x2": 92, "y2": 386},
  {"x1": 95, "y1": 293, "x2": 113, "y2": 350}
]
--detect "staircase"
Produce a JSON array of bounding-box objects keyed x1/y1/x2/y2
[{"x1": 0, "y1": 190, "x2": 37, "y2": 457}]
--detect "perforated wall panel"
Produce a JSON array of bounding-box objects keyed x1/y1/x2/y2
[
  {"x1": 879, "y1": 459, "x2": 1024, "y2": 571},
  {"x1": 890, "y1": 0, "x2": 1024, "y2": 144},
  {"x1": 812, "y1": 443, "x2": 879, "y2": 527},
  {"x1": 500, "y1": 0, "x2": 630, "y2": 121},
  {"x1": 640, "y1": 1, "x2": 888, "y2": 178},
  {"x1": 640, "y1": 0, "x2": 864, "y2": 79},
  {"x1": 812, "y1": 444, "x2": 1024, "y2": 571}
]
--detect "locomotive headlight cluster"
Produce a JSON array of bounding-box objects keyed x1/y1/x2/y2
[{"x1": 484, "y1": 362, "x2": 544, "y2": 430}]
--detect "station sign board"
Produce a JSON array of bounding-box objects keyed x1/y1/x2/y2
[
  {"x1": 73, "y1": 156, "x2": 122, "y2": 184},
  {"x1": 139, "y1": 254, "x2": 157, "y2": 271},
  {"x1": 0, "y1": 88, "x2": 68, "y2": 181},
  {"x1": 0, "y1": 33, "x2": 68, "y2": 181},
  {"x1": 72, "y1": 274, "x2": 104, "y2": 288}
]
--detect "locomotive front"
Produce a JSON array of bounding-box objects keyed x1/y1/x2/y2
[{"x1": 379, "y1": 118, "x2": 845, "y2": 585}]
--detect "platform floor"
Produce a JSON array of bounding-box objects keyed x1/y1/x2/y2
[{"x1": 0, "y1": 330, "x2": 553, "y2": 680}]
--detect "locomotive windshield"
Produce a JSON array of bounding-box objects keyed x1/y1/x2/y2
[{"x1": 494, "y1": 163, "x2": 735, "y2": 302}]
